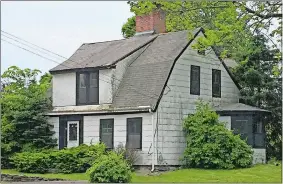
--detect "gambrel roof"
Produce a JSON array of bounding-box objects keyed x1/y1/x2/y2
[{"x1": 50, "y1": 28, "x2": 241, "y2": 111}]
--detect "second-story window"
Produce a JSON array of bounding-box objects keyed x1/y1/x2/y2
[
  {"x1": 190, "y1": 65, "x2": 200, "y2": 95},
  {"x1": 212, "y1": 69, "x2": 221, "y2": 98},
  {"x1": 77, "y1": 71, "x2": 99, "y2": 105}
]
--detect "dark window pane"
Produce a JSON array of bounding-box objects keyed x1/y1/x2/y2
[
  {"x1": 90, "y1": 72, "x2": 98, "y2": 87},
  {"x1": 69, "y1": 123, "x2": 77, "y2": 141},
  {"x1": 127, "y1": 118, "x2": 142, "y2": 149},
  {"x1": 212, "y1": 69, "x2": 221, "y2": 97},
  {"x1": 232, "y1": 117, "x2": 254, "y2": 147},
  {"x1": 78, "y1": 74, "x2": 87, "y2": 104},
  {"x1": 255, "y1": 121, "x2": 263, "y2": 133},
  {"x1": 100, "y1": 119, "x2": 113, "y2": 149},
  {"x1": 89, "y1": 87, "x2": 98, "y2": 104},
  {"x1": 77, "y1": 71, "x2": 99, "y2": 105},
  {"x1": 254, "y1": 133, "x2": 265, "y2": 147},
  {"x1": 190, "y1": 65, "x2": 200, "y2": 95},
  {"x1": 197, "y1": 50, "x2": 205, "y2": 55},
  {"x1": 80, "y1": 74, "x2": 87, "y2": 88}
]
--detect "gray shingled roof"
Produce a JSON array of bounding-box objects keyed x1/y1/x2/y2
[
  {"x1": 50, "y1": 28, "x2": 244, "y2": 111},
  {"x1": 113, "y1": 30, "x2": 199, "y2": 108},
  {"x1": 50, "y1": 35, "x2": 157, "y2": 72},
  {"x1": 214, "y1": 103, "x2": 269, "y2": 112}
]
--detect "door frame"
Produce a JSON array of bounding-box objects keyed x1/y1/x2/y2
[{"x1": 59, "y1": 115, "x2": 83, "y2": 149}]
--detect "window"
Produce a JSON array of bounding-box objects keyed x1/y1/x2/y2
[
  {"x1": 212, "y1": 69, "x2": 221, "y2": 97},
  {"x1": 190, "y1": 65, "x2": 200, "y2": 95},
  {"x1": 69, "y1": 123, "x2": 78, "y2": 141},
  {"x1": 77, "y1": 71, "x2": 99, "y2": 105},
  {"x1": 127, "y1": 117, "x2": 142, "y2": 149},
  {"x1": 197, "y1": 50, "x2": 205, "y2": 55},
  {"x1": 100, "y1": 119, "x2": 114, "y2": 149}
]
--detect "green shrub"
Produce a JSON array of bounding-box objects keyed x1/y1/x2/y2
[
  {"x1": 87, "y1": 152, "x2": 132, "y2": 183},
  {"x1": 11, "y1": 143, "x2": 106, "y2": 174},
  {"x1": 182, "y1": 101, "x2": 253, "y2": 169},
  {"x1": 114, "y1": 142, "x2": 139, "y2": 170},
  {"x1": 11, "y1": 152, "x2": 50, "y2": 173}
]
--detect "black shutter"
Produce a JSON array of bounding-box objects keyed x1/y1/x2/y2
[
  {"x1": 190, "y1": 65, "x2": 200, "y2": 95},
  {"x1": 59, "y1": 116, "x2": 67, "y2": 150},
  {"x1": 79, "y1": 120, "x2": 84, "y2": 145}
]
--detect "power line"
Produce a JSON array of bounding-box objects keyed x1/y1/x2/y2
[
  {"x1": 1, "y1": 30, "x2": 225, "y2": 101},
  {"x1": 1, "y1": 30, "x2": 161, "y2": 98},
  {"x1": 1, "y1": 37, "x2": 159, "y2": 100},
  {"x1": 1, "y1": 38, "x2": 62, "y2": 65},
  {"x1": 1, "y1": 34, "x2": 63, "y2": 61},
  {"x1": 1, "y1": 30, "x2": 68, "y2": 60}
]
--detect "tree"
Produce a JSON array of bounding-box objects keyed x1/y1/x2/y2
[
  {"x1": 232, "y1": 35, "x2": 282, "y2": 160},
  {"x1": 123, "y1": 1, "x2": 281, "y2": 61},
  {"x1": 182, "y1": 101, "x2": 253, "y2": 169},
  {"x1": 122, "y1": 16, "x2": 136, "y2": 38},
  {"x1": 1, "y1": 66, "x2": 56, "y2": 168}
]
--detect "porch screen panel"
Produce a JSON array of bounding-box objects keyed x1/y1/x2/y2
[{"x1": 254, "y1": 121, "x2": 265, "y2": 147}]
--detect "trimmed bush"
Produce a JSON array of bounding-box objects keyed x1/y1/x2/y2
[
  {"x1": 87, "y1": 152, "x2": 132, "y2": 183},
  {"x1": 10, "y1": 152, "x2": 50, "y2": 173},
  {"x1": 11, "y1": 143, "x2": 106, "y2": 174},
  {"x1": 182, "y1": 101, "x2": 253, "y2": 169}
]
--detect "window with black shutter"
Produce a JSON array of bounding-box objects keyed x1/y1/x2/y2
[
  {"x1": 127, "y1": 117, "x2": 142, "y2": 149},
  {"x1": 77, "y1": 71, "x2": 99, "y2": 105},
  {"x1": 212, "y1": 69, "x2": 221, "y2": 97},
  {"x1": 100, "y1": 119, "x2": 114, "y2": 149},
  {"x1": 190, "y1": 65, "x2": 200, "y2": 95}
]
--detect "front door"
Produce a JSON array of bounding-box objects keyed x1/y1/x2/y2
[{"x1": 67, "y1": 121, "x2": 79, "y2": 148}]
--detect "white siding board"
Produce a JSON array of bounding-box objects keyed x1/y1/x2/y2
[
  {"x1": 156, "y1": 33, "x2": 240, "y2": 166},
  {"x1": 48, "y1": 117, "x2": 59, "y2": 149},
  {"x1": 83, "y1": 113, "x2": 156, "y2": 165},
  {"x1": 52, "y1": 73, "x2": 76, "y2": 107}
]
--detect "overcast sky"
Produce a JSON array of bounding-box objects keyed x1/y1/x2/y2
[{"x1": 1, "y1": 1, "x2": 133, "y2": 74}]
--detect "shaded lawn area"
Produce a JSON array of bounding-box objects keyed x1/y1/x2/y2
[{"x1": 2, "y1": 164, "x2": 282, "y2": 183}]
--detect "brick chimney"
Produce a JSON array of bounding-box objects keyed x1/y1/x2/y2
[{"x1": 135, "y1": 9, "x2": 166, "y2": 34}]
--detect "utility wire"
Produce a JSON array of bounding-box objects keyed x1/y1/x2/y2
[
  {"x1": 1, "y1": 30, "x2": 224, "y2": 101},
  {"x1": 1, "y1": 37, "x2": 159, "y2": 100},
  {"x1": 1, "y1": 34, "x2": 63, "y2": 61},
  {"x1": 1, "y1": 30, "x2": 161, "y2": 98},
  {"x1": 1, "y1": 30, "x2": 68, "y2": 60},
  {"x1": 1, "y1": 38, "x2": 63, "y2": 64}
]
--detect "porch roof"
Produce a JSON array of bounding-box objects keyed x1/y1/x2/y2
[{"x1": 214, "y1": 103, "x2": 270, "y2": 113}]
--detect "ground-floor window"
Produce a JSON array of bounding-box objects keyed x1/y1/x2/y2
[
  {"x1": 127, "y1": 117, "x2": 142, "y2": 149},
  {"x1": 100, "y1": 119, "x2": 114, "y2": 149}
]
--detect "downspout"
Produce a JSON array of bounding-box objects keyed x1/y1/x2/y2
[{"x1": 149, "y1": 108, "x2": 155, "y2": 172}]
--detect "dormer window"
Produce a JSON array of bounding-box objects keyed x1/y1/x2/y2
[{"x1": 76, "y1": 71, "x2": 99, "y2": 105}]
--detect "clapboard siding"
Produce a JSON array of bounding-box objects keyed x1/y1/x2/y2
[
  {"x1": 156, "y1": 32, "x2": 240, "y2": 165},
  {"x1": 83, "y1": 113, "x2": 156, "y2": 165},
  {"x1": 48, "y1": 117, "x2": 60, "y2": 149}
]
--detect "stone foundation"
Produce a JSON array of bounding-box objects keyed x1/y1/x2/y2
[{"x1": 1, "y1": 174, "x2": 66, "y2": 182}]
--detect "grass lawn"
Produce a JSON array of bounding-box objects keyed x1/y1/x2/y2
[{"x1": 2, "y1": 164, "x2": 282, "y2": 183}]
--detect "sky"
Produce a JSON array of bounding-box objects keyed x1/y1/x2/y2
[{"x1": 1, "y1": 1, "x2": 133, "y2": 74}]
